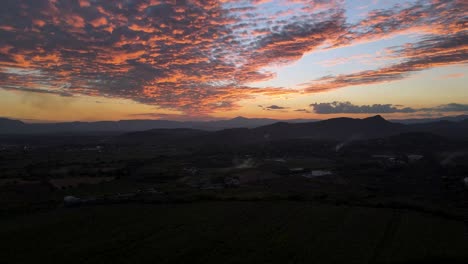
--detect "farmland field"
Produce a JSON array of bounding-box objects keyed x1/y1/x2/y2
[{"x1": 1, "y1": 201, "x2": 467, "y2": 264}]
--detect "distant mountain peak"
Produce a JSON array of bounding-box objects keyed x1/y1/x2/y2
[
  {"x1": 364, "y1": 115, "x2": 387, "y2": 122},
  {"x1": 0, "y1": 117, "x2": 25, "y2": 124},
  {"x1": 231, "y1": 116, "x2": 248, "y2": 120}
]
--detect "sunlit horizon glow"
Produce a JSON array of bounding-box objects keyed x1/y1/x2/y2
[{"x1": 0, "y1": 0, "x2": 467, "y2": 122}]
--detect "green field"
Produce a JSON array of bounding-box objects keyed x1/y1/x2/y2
[{"x1": 1, "y1": 202, "x2": 467, "y2": 264}]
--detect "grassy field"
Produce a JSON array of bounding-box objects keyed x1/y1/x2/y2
[{"x1": 1, "y1": 201, "x2": 467, "y2": 264}]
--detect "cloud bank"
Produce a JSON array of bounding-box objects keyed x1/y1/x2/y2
[
  {"x1": 311, "y1": 102, "x2": 468, "y2": 114},
  {"x1": 311, "y1": 102, "x2": 416, "y2": 114}
]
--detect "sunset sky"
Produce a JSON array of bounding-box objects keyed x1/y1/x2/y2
[{"x1": 0, "y1": 0, "x2": 466, "y2": 122}]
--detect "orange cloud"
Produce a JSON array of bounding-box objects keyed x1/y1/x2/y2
[
  {"x1": 78, "y1": 0, "x2": 91, "y2": 8},
  {"x1": 90, "y1": 17, "x2": 108, "y2": 27},
  {"x1": 439, "y1": 73, "x2": 465, "y2": 79},
  {"x1": 304, "y1": 33, "x2": 468, "y2": 92}
]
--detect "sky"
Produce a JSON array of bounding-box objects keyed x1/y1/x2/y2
[{"x1": 0, "y1": 0, "x2": 466, "y2": 122}]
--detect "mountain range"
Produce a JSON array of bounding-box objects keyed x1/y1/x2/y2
[
  {"x1": 118, "y1": 115, "x2": 468, "y2": 146},
  {"x1": 0, "y1": 116, "x2": 317, "y2": 134},
  {"x1": 2, "y1": 115, "x2": 468, "y2": 135}
]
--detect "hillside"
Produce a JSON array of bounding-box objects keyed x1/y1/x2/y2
[{"x1": 118, "y1": 115, "x2": 468, "y2": 145}]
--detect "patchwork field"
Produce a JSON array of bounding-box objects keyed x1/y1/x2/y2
[{"x1": 1, "y1": 201, "x2": 467, "y2": 264}]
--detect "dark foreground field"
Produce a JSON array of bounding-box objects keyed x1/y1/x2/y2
[
  {"x1": 2, "y1": 118, "x2": 468, "y2": 263},
  {"x1": 1, "y1": 201, "x2": 467, "y2": 264}
]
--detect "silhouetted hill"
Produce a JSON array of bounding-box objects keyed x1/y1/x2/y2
[
  {"x1": 118, "y1": 115, "x2": 468, "y2": 145},
  {"x1": 197, "y1": 116, "x2": 281, "y2": 130},
  {"x1": 0, "y1": 118, "x2": 27, "y2": 133},
  {"x1": 0, "y1": 117, "x2": 318, "y2": 134},
  {"x1": 390, "y1": 115, "x2": 468, "y2": 124},
  {"x1": 409, "y1": 119, "x2": 468, "y2": 139},
  {"x1": 251, "y1": 115, "x2": 404, "y2": 141},
  {"x1": 3, "y1": 115, "x2": 468, "y2": 141}
]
